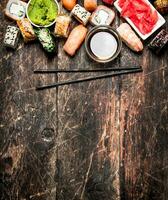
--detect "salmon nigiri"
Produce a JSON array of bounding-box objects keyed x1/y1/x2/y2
[
  {"x1": 117, "y1": 23, "x2": 143, "y2": 52},
  {"x1": 63, "y1": 25, "x2": 88, "y2": 56}
]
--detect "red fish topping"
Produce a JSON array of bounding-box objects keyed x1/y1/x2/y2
[{"x1": 119, "y1": 0, "x2": 158, "y2": 34}]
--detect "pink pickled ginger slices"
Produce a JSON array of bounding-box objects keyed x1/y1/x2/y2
[{"x1": 119, "y1": 0, "x2": 158, "y2": 35}]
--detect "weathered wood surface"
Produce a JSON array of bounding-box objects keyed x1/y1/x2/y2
[{"x1": 0, "y1": 0, "x2": 168, "y2": 199}]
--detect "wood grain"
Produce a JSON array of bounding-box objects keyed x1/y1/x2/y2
[
  {"x1": 0, "y1": 1, "x2": 58, "y2": 199},
  {"x1": 56, "y1": 2, "x2": 120, "y2": 199},
  {"x1": 119, "y1": 17, "x2": 168, "y2": 200},
  {"x1": 0, "y1": 0, "x2": 168, "y2": 199}
]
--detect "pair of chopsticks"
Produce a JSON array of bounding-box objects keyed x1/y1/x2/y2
[{"x1": 34, "y1": 66, "x2": 143, "y2": 90}]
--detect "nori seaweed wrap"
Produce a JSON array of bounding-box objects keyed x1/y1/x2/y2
[{"x1": 35, "y1": 28, "x2": 56, "y2": 53}]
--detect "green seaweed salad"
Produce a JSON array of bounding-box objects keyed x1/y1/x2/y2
[{"x1": 28, "y1": 0, "x2": 58, "y2": 26}]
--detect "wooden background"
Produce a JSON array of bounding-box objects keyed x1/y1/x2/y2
[{"x1": 0, "y1": 0, "x2": 168, "y2": 199}]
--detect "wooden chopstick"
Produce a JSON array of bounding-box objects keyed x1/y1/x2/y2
[
  {"x1": 36, "y1": 68, "x2": 143, "y2": 90},
  {"x1": 34, "y1": 66, "x2": 142, "y2": 73}
]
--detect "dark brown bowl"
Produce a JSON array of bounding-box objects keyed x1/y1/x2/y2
[{"x1": 85, "y1": 25, "x2": 122, "y2": 63}]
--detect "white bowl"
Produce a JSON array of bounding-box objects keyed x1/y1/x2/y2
[
  {"x1": 114, "y1": 0, "x2": 166, "y2": 40},
  {"x1": 26, "y1": 0, "x2": 60, "y2": 28}
]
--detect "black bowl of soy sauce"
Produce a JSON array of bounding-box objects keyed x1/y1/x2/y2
[{"x1": 85, "y1": 25, "x2": 122, "y2": 63}]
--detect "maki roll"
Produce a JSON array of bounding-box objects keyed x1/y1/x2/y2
[
  {"x1": 17, "y1": 18, "x2": 36, "y2": 43},
  {"x1": 5, "y1": 0, "x2": 27, "y2": 21},
  {"x1": 71, "y1": 4, "x2": 91, "y2": 25},
  {"x1": 148, "y1": 29, "x2": 168, "y2": 54},
  {"x1": 90, "y1": 5, "x2": 115, "y2": 26},
  {"x1": 35, "y1": 28, "x2": 56, "y2": 53},
  {"x1": 54, "y1": 15, "x2": 71, "y2": 38},
  {"x1": 3, "y1": 25, "x2": 20, "y2": 49}
]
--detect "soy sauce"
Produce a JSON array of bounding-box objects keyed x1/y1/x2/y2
[{"x1": 90, "y1": 31, "x2": 118, "y2": 60}]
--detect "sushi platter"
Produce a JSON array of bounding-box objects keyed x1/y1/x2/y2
[{"x1": 3, "y1": 0, "x2": 168, "y2": 63}]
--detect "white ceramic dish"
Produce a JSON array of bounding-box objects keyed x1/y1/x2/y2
[
  {"x1": 114, "y1": 0, "x2": 166, "y2": 40},
  {"x1": 26, "y1": 0, "x2": 60, "y2": 28}
]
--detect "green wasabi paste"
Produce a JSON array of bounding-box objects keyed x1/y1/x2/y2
[{"x1": 28, "y1": 0, "x2": 58, "y2": 26}]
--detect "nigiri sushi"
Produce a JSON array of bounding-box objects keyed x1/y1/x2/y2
[
  {"x1": 84, "y1": 0, "x2": 97, "y2": 11},
  {"x1": 63, "y1": 25, "x2": 88, "y2": 56},
  {"x1": 117, "y1": 23, "x2": 143, "y2": 52}
]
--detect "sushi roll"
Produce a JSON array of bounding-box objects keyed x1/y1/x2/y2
[
  {"x1": 3, "y1": 25, "x2": 20, "y2": 49},
  {"x1": 148, "y1": 29, "x2": 168, "y2": 54},
  {"x1": 71, "y1": 4, "x2": 91, "y2": 26},
  {"x1": 90, "y1": 5, "x2": 115, "y2": 26},
  {"x1": 5, "y1": 0, "x2": 27, "y2": 21},
  {"x1": 84, "y1": 0, "x2": 97, "y2": 11},
  {"x1": 35, "y1": 28, "x2": 56, "y2": 53},
  {"x1": 17, "y1": 18, "x2": 36, "y2": 43},
  {"x1": 63, "y1": 25, "x2": 88, "y2": 56},
  {"x1": 154, "y1": 0, "x2": 168, "y2": 14},
  {"x1": 54, "y1": 15, "x2": 71, "y2": 38},
  {"x1": 117, "y1": 23, "x2": 143, "y2": 52}
]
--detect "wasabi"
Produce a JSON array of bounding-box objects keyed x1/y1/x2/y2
[{"x1": 28, "y1": 0, "x2": 58, "y2": 26}]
